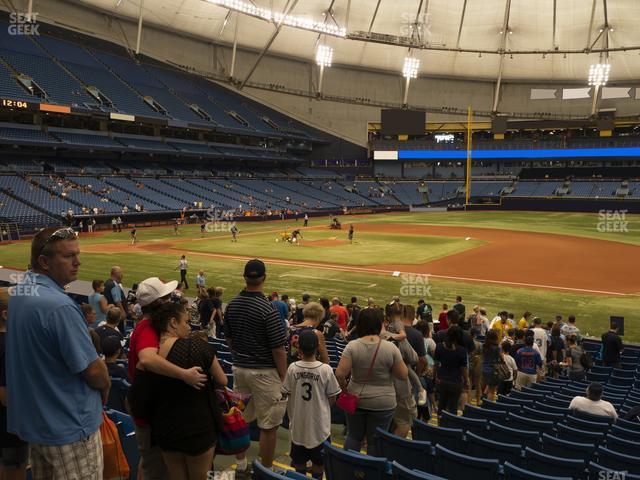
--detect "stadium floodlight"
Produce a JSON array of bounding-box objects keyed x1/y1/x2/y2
[
  {"x1": 316, "y1": 45, "x2": 333, "y2": 96},
  {"x1": 403, "y1": 56, "x2": 420, "y2": 79},
  {"x1": 208, "y1": 0, "x2": 347, "y2": 37},
  {"x1": 316, "y1": 45, "x2": 333, "y2": 68},
  {"x1": 588, "y1": 63, "x2": 610, "y2": 87}
]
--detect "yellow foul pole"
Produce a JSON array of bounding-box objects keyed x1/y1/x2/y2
[{"x1": 465, "y1": 106, "x2": 473, "y2": 207}]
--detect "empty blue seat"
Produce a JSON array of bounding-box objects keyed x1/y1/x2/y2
[
  {"x1": 433, "y1": 445, "x2": 499, "y2": 480},
  {"x1": 323, "y1": 442, "x2": 389, "y2": 480},
  {"x1": 595, "y1": 446, "x2": 640, "y2": 473},
  {"x1": 609, "y1": 424, "x2": 640, "y2": 442},
  {"x1": 510, "y1": 390, "x2": 544, "y2": 402},
  {"x1": 507, "y1": 412, "x2": 555, "y2": 433},
  {"x1": 541, "y1": 433, "x2": 595, "y2": 462},
  {"x1": 412, "y1": 419, "x2": 464, "y2": 452},
  {"x1": 487, "y1": 421, "x2": 541, "y2": 450},
  {"x1": 464, "y1": 404, "x2": 507, "y2": 422},
  {"x1": 439, "y1": 410, "x2": 488, "y2": 435},
  {"x1": 557, "y1": 423, "x2": 605, "y2": 444},
  {"x1": 589, "y1": 366, "x2": 612, "y2": 375},
  {"x1": 565, "y1": 415, "x2": 611, "y2": 433},
  {"x1": 524, "y1": 447, "x2": 586, "y2": 479},
  {"x1": 106, "y1": 378, "x2": 130, "y2": 412},
  {"x1": 466, "y1": 430, "x2": 524, "y2": 466},
  {"x1": 616, "y1": 417, "x2": 640, "y2": 433},
  {"x1": 605, "y1": 434, "x2": 637, "y2": 457},
  {"x1": 252, "y1": 460, "x2": 307, "y2": 479},
  {"x1": 498, "y1": 395, "x2": 534, "y2": 408},
  {"x1": 533, "y1": 401, "x2": 570, "y2": 416},
  {"x1": 612, "y1": 369, "x2": 636, "y2": 379},
  {"x1": 544, "y1": 396, "x2": 571, "y2": 408},
  {"x1": 530, "y1": 383, "x2": 559, "y2": 393},
  {"x1": 482, "y1": 399, "x2": 521, "y2": 414},
  {"x1": 375, "y1": 427, "x2": 434, "y2": 473},
  {"x1": 586, "y1": 372, "x2": 609, "y2": 383},
  {"x1": 521, "y1": 405, "x2": 565, "y2": 423},
  {"x1": 391, "y1": 462, "x2": 446, "y2": 480},
  {"x1": 503, "y1": 462, "x2": 572, "y2": 480}
]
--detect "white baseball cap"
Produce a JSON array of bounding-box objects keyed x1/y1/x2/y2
[{"x1": 136, "y1": 277, "x2": 178, "y2": 307}]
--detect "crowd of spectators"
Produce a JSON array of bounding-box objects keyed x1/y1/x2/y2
[{"x1": 0, "y1": 229, "x2": 634, "y2": 479}]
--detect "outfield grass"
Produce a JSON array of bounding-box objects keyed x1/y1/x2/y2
[{"x1": 0, "y1": 211, "x2": 638, "y2": 342}]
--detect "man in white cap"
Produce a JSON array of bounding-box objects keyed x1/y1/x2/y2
[{"x1": 127, "y1": 277, "x2": 207, "y2": 479}]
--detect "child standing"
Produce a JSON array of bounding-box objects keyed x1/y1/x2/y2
[{"x1": 283, "y1": 330, "x2": 341, "y2": 479}]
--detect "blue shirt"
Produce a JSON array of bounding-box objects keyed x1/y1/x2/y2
[
  {"x1": 87, "y1": 292, "x2": 106, "y2": 328},
  {"x1": 7, "y1": 272, "x2": 102, "y2": 445},
  {"x1": 272, "y1": 300, "x2": 289, "y2": 321},
  {"x1": 514, "y1": 346, "x2": 543, "y2": 375}
]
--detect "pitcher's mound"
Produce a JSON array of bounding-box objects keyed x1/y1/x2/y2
[{"x1": 302, "y1": 239, "x2": 348, "y2": 247}]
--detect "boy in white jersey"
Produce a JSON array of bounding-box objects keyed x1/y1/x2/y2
[{"x1": 283, "y1": 330, "x2": 341, "y2": 479}]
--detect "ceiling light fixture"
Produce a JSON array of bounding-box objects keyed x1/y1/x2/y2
[
  {"x1": 208, "y1": 0, "x2": 347, "y2": 37},
  {"x1": 402, "y1": 56, "x2": 420, "y2": 79},
  {"x1": 588, "y1": 63, "x2": 611, "y2": 86},
  {"x1": 316, "y1": 45, "x2": 333, "y2": 67}
]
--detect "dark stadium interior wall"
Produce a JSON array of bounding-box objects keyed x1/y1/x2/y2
[{"x1": 9, "y1": 0, "x2": 640, "y2": 146}]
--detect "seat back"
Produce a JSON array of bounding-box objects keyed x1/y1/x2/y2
[
  {"x1": 616, "y1": 417, "x2": 640, "y2": 433},
  {"x1": 565, "y1": 415, "x2": 611, "y2": 433},
  {"x1": 252, "y1": 460, "x2": 306, "y2": 479},
  {"x1": 540, "y1": 433, "x2": 595, "y2": 462},
  {"x1": 106, "y1": 378, "x2": 130, "y2": 412},
  {"x1": 465, "y1": 431, "x2": 524, "y2": 467},
  {"x1": 524, "y1": 447, "x2": 586, "y2": 479},
  {"x1": 412, "y1": 419, "x2": 464, "y2": 451},
  {"x1": 375, "y1": 427, "x2": 433, "y2": 474},
  {"x1": 391, "y1": 462, "x2": 447, "y2": 480},
  {"x1": 463, "y1": 404, "x2": 506, "y2": 422},
  {"x1": 323, "y1": 442, "x2": 389, "y2": 480},
  {"x1": 595, "y1": 446, "x2": 640, "y2": 473},
  {"x1": 605, "y1": 434, "x2": 638, "y2": 457},
  {"x1": 609, "y1": 424, "x2": 640, "y2": 442},
  {"x1": 507, "y1": 412, "x2": 555, "y2": 434},
  {"x1": 503, "y1": 462, "x2": 572, "y2": 480},
  {"x1": 521, "y1": 406, "x2": 565, "y2": 423},
  {"x1": 487, "y1": 421, "x2": 541, "y2": 450},
  {"x1": 439, "y1": 410, "x2": 488, "y2": 435},
  {"x1": 556, "y1": 423, "x2": 605, "y2": 444},
  {"x1": 433, "y1": 445, "x2": 499, "y2": 480},
  {"x1": 588, "y1": 461, "x2": 640, "y2": 480},
  {"x1": 572, "y1": 409, "x2": 615, "y2": 426}
]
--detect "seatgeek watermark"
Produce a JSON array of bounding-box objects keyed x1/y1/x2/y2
[
  {"x1": 8, "y1": 273, "x2": 39, "y2": 296},
  {"x1": 8, "y1": 12, "x2": 40, "y2": 35},
  {"x1": 207, "y1": 471, "x2": 235, "y2": 480},
  {"x1": 597, "y1": 209, "x2": 629, "y2": 233},
  {"x1": 598, "y1": 471, "x2": 629, "y2": 480},
  {"x1": 399, "y1": 273, "x2": 432, "y2": 298},
  {"x1": 205, "y1": 207, "x2": 236, "y2": 232}
]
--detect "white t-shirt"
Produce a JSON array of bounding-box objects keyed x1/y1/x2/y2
[
  {"x1": 283, "y1": 360, "x2": 341, "y2": 449},
  {"x1": 503, "y1": 354, "x2": 517, "y2": 382},
  {"x1": 532, "y1": 328, "x2": 549, "y2": 360},
  {"x1": 569, "y1": 396, "x2": 618, "y2": 419}
]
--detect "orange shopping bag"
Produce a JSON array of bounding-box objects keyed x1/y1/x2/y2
[{"x1": 100, "y1": 412, "x2": 130, "y2": 479}]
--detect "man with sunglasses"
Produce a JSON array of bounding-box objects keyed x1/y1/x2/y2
[{"x1": 6, "y1": 227, "x2": 111, "y2": 479}]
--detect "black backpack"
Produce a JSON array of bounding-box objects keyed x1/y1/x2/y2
[{"x1": 579, "y1": 349, "x2": 593, "y2": 370}]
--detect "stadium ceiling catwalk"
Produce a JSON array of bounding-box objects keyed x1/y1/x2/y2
[{"x1": 74, "y1": 0, "x2": 640, "y2": 82}]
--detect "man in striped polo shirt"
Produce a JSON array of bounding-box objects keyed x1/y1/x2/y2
[{"x1": 224, "y1": 259, "x2": 288, "y2": 471}]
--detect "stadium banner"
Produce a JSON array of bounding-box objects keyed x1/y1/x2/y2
[
  {"x1": 398, "y1": 147, "x2": 640, "y2": 160},
  {"x1": 601, "y1": 87, "x2": 631, "y2": 99},
  {"x1": 562, "y1": 88, "x2": 591, "y2": 100},
  {"x1": 40, "y1": 104, "x2": 71, "y2": 113},
  {"x1": 373, "y1": 150, "x2": 398, "y2": 160},
  {"x1": 110, "y1": 112, "x2": 135, "y2": 122},
  {"x1": 530, "y1": 89, "x2": 557, "y2": 100}
]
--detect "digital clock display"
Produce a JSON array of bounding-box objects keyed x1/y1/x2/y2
[{"x1": 1, "y1": 99, "x2": 30, "y2": 109}]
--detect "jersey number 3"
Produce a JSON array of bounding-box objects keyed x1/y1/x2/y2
[{"x1": 301, "y1": 382, "x2": 312, "y2": 401}]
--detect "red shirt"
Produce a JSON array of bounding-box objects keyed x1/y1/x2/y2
[
  {"x1": 329, "y1": 305, "x2": 349, "y2": 331},
  {"x1": 438, "y1": 311, "x2": 449, "y2": 330},
  {"x1": 127, "y1": 318, "x2": 159, "y2": 380}
]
